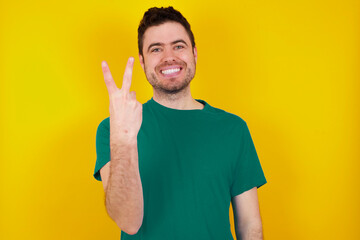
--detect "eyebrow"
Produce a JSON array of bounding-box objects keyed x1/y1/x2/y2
[{"x1": 147, "y1": 39, "x2": 188, "y2": 53}]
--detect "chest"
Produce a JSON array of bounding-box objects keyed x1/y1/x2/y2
[{"x1": 136, "y1": 116, "x2": 239, "y2": 191}]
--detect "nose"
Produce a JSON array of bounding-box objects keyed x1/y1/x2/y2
[{"x1": 161, "y1": 47, "x2": 176, "y2": 63}]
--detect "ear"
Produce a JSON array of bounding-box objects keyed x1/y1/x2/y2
[
  {"x1": 193, "y1": 47, "x2": 198, "y2": 64},
  {"x1": 139, "y1": 54, "x2": 145, "y2": 71}
]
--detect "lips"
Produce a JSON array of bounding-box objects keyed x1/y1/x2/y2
[
  {"x1": 158, "y1": 63, "x2": 184, "y2": 78},
  {"x1": 161, "y1": 67, "x2": 181, "y2": 75}
]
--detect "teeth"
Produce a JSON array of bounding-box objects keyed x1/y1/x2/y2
[{"x1": 161, "y1": 68, "x2": 180, "y2": 75}]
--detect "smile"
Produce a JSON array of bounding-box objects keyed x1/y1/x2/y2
[{"x1": 161, "y1": 68, "x2": 181, "y2": 75}]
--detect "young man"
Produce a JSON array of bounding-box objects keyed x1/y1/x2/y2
[{"x1": 94, "y1": 6, "x2": 266, "y2": 240}]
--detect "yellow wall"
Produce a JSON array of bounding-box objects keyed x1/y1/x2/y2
[{"x1": 1, "y1": 0, "x2": 359, "y2": 239}]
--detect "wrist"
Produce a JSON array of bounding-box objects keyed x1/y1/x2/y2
[{"x1": 111, "y1": 134, "x2": 137, "y2": 146}]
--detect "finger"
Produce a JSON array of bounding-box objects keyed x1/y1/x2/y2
[
  {"x1": 121, "y1": 57, "x2": 134, "y2": 92},
  {"x1": 129, "y1": 91, "x2": 136, "y2": 100},
  {"x1": 101, "y1": 61, "x2": 118, "y2": 95}
]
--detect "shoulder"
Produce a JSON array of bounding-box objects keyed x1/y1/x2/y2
[
  {"x1": 204, "y1": 101, "x2": 248, "y2": 129},
  {"x1": 96, "y1": 117, "x2": 110, "y2": 133}
]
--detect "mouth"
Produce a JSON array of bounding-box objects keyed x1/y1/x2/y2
[{"x1": 159, "y1": 65, "x2": 183, "y2": 78}]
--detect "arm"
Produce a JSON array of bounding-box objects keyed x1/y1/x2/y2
[
  {"x1": 100, "y1": 139, "x2": 143, "y2": 235},
  {"x1": 231, "y1": 187, "x2": 263, "y2": 240},
  {"x1": 99, "y1": 57, "x2": 144, "y2": 235}
]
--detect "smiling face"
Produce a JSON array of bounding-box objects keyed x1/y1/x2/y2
[{"x1": 139, "y1": 21, "x2": 197, "y2": 95}]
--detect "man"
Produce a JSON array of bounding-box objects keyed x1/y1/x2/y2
[{"x1": 94, "y1": 6, "x2": 266, "y2": 240}]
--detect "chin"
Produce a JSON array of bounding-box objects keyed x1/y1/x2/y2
[{"x1": 147, "y1": 71, "x2": 192, "y2": 93}]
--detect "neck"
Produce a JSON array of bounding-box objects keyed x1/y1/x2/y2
[{"x1": 152, "y1": 86, "x2": 204, "y2": 110}]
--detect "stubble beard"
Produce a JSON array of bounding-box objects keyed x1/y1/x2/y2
[{"x1": 144, "y1": 60, "x2": 196, "y2": 95}]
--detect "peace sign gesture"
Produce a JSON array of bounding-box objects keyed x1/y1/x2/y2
[{"x1": 102, "y1": 57, "x2": 143, "y2": 142}]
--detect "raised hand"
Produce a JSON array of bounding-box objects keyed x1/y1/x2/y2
[{"x1": 101, "y1": 57, "x2": 143, "y2": 142}]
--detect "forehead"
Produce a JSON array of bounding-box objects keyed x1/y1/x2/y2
[{"x1": 143, "y1": 21, "x2": 191, "y2": 47}]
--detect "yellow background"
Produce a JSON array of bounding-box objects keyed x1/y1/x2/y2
[{"x1": 1, "y1": 0, "x2": 359, "y2": 239}]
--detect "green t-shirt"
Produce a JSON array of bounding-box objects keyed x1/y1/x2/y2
[{"x1": 94, "y1": 98, "x2": 266, "y2": 240}]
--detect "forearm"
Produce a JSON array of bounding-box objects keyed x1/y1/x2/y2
[
  {"x1": 236, "y1": 223, "x2": 263, "y2": 240},
  {"x1": 106, "y1": 138, "x2": 144, "y2": 235}
]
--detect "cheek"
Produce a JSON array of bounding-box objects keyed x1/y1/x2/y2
[
  {"x1": 184, "y1": 56, "x2": 196, "y2": 67},
  {"x1": 145, "y1": 57, "x2": 160, "y2": 69},
  {"x1": 181, "y1": 52, "x2": 196, "y2": 63}
]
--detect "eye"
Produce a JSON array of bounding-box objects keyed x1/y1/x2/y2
[
  {"x1": 151, "y1": 48, "x2": 161, "y2": 53},
  {"x1": 175, "y1": 45, "x2": 184, "y2": 50}
]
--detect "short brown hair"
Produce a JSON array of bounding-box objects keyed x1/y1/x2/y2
[{"x1": 138, "y1": 6, "x2": 196, "y2": 56}]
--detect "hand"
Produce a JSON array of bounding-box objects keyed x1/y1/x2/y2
[{"x1": 101, "y1": 57, "x2": 143, "y2": 142}]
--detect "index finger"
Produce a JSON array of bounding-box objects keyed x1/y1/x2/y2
[
  {"x1": 101, "y1": 61, "x2": 118, "y2": 95},
  {"x1": 121, "y1": 57, "x2": 134, "y2": 92}
]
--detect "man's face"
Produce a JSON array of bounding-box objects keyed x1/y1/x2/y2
[{"x1": 139, "y1": 21, "x2": 197, "y2": 94}]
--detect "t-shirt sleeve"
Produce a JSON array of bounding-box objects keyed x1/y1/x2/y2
[
  {"x1": 230, "y1": 121, "x2": 267, "y2": 198},
  {"x1": 93, "y1": 117, "x2": 110, "y2": 181}
]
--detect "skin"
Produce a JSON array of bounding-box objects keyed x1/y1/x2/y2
[
  {"x1": 232, "y1": 187, "x2": 264, "y2": 240},
  {"x1": 100, "y1": 58, "x2": 143, "y2": 235},
  {"x1": 100, "y1": 21, "x2": 263, "y2": 239},
  {"x1": 139, "y1": 21, "x2": 203, "y2": 110}
]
